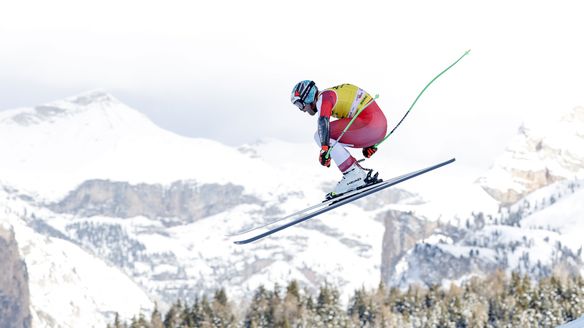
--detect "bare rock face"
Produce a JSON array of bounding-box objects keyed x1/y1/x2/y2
[
  {"x1": 0, "y1": 226, "x2": 31, "y2": 328},
  {"x1": 380, "y1": 210, "x2": 438, "y2": 284},
  {"x1": 51, "y1": 180, "x2": 262, "y2": 225},
  {"x1": 481, "y1": 168, "x2": 564, "y2": 205}
]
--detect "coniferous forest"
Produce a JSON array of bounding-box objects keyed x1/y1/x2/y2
[{"x1": 109, "y1": 271, "x2": 584, "y2": 328}]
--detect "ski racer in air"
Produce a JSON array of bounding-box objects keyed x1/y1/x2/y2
[{"x1": 290, "y1": 80, "x2": 387, "y2": 199}]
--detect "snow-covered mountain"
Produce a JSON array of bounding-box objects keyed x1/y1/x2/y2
[
  {"x1": 392, "y1": 106, "x2": 584, "y2": 288},
  {"x1": 0, "y1": 90, "x2": 291, "y2": 202},
  {"x1": 1, "y1": 91, "x2": 583, "y2": 327},
  {"x1": 478, "y1": 106, "x2": 584, "y2": 204},
  {"x1": 392, "y1": 179, "x2": 584, "y2": 288}
]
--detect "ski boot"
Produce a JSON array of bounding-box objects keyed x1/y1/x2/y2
[{"x1": 325, "y1": 162, "x2": 382, "y2": 200}]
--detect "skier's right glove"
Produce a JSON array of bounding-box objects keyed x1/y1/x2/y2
[
  {"x1": 362, "y1": 145, "x2": 378, "y2": 158},
  {"x1": 319, "y1": 145, "x2": 331, "y2": 167}
]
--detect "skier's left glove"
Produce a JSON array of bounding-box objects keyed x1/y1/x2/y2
[
  {"x1": 319, "y1": 145, "x2": 331, "y2": 167},
  {"x1": 362, "y1": 145, "x2": 378, "y2": 158}
]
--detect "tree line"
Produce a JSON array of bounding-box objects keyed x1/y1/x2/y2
[{"x1": 109, "y1": 271, "x2": 584, "y2": 327}]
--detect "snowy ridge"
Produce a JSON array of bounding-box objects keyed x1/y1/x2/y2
[
  {"x1": 0, "y1": 91, "x2": 287, "y2": 202},
  {"x1": 479, "y1": 106, "x2": 584, "y2": 204}
]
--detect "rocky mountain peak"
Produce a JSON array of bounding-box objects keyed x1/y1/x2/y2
[
  {"x1": 1, "y1": 89, "x2": 132, "y2": 128},
  {"x1": 479, "y1": 106, "x2": 584, "y2": 205},
  {"x1": 65, "y1": 89, "x2": 121, "y2": 107}
]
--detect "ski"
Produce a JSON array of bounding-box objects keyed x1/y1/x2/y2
[
  {"x1": 226, "y1": 178, "x2": 386, "y2": 237},
  {"x1": 233, "y1": 158, "x2": 455, "y2": 245},
  {"x1": 228, "y1": 167, "x2": 424, "y2": 237}
]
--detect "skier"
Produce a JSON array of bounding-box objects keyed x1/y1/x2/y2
[{"x1": 290, "y1": 80, "x2": 387, "y2": 199}]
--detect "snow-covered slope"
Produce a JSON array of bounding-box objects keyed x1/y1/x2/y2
[
  {"x1": 392, "y1": 178, "x2": 584, "y2": 288},
  {"x1": 478, "y1": 106, "x2": 584, "y2": 204},
  {"x1": 521, "y1": 181, "x2": 584, "y2": 253},
  {"x1": 0, "y1": 188, "x2": 154, "y2": 328}
]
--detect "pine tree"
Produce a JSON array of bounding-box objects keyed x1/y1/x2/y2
[
  {"x1": 519, "y1": 274, "x2": 533, "y2": 311},
  {"x1": 212, "y1": 289, "x2": 235, "y2": 327},
  {"x1": 348, "y1": 286, "x2": 380, "y2": 327},
  {"x1": 302, "y1": 293, "x2": 317, "y2": 327},
  {"x1": 488, "y1": 297, "x2": 504, "y2": 327},
  {"x1": 179, "y1": 300, "x2": 194, "y2": 328},
  {"x1": 129, "y1": 316, "x2": 139, "y2": 328},
  {"x1": 200, "y1": 295, "x2": 214, "y2": 327},
  {"x1": 371, "y1": 281, "x2": 390, "y2": 327},
  {"x1": 113, "y1": 313, "x2": 124, "y2": 328},
  {"x1": 214, "y1": 288, "x2": 228, "y2": 307},
  {"x1": 137, "y1": 313, "x2": 150, "y2": 328},
  {"x1": 190, "y1": 297, "x2": 206, "y2": 327},
  {"x1": 316, "y1": 282, "x2": 346, "y2": 326},
  {"x1": 163, "y1": 301, "x2": 181, "y2": 328},
  {"x1": 280, "y1": 280, "x2": 302, "y2": 326},
  {"x1": 268, "y1": 283, "x2": 283, "y2": 327},
  {"x1": 305, "y1": 294, "x2": 315, "y2": 312},
  {"x1": 562, "y1": 275, "x2": 583, "y2": 323},
  {"x1": 244, "y1": 285, "x2": 272, "y2": 328},
  {"x1": 286, "y1": 280, "x2": 300, "y2": 300},
  {"x1": 348, "y1": 287, "x2": 368, "y2": 325},
  {"x1": 150, "y1": 303, "x2": 164, "y2": 328}
]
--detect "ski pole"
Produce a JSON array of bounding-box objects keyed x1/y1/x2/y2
[
  {"x1": 324, "y1": 49, "x2": 470, "y2": 160},
  {"x1": 375, "y1": 49, "x2": 471, "y2": 148}
]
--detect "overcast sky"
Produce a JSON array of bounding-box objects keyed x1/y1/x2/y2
[{"x1": 1, "y1": 0, "x2": 583, "y2": 175}]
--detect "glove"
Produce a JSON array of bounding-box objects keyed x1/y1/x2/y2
[
  {"x1": 362, "y1": 145, "x2": 378, "y2": 158},
  {"x1": 319, "y1": 145, "x2": 331, "y2": 167}
]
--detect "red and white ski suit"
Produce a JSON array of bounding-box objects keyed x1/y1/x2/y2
[{"x1": 315, "y1": 84, "x2": 387, "y2": 172}]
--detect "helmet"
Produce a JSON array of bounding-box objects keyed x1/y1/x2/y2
[{"x1": 290, "y1": 80, "x2": 318, "y2": 109}]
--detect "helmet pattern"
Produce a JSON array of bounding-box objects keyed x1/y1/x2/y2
[{"x1": 290, "y1": 80, "x2": 318, "y2": 107}]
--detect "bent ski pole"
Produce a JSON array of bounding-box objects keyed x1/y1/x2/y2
[{"x1": 375, "y1": 49, "x2": 471, "y2": 148}]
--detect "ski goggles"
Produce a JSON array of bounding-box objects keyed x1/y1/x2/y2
[{"x1": 293, "y1": 100, "x2": 305, "y2": 110}]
